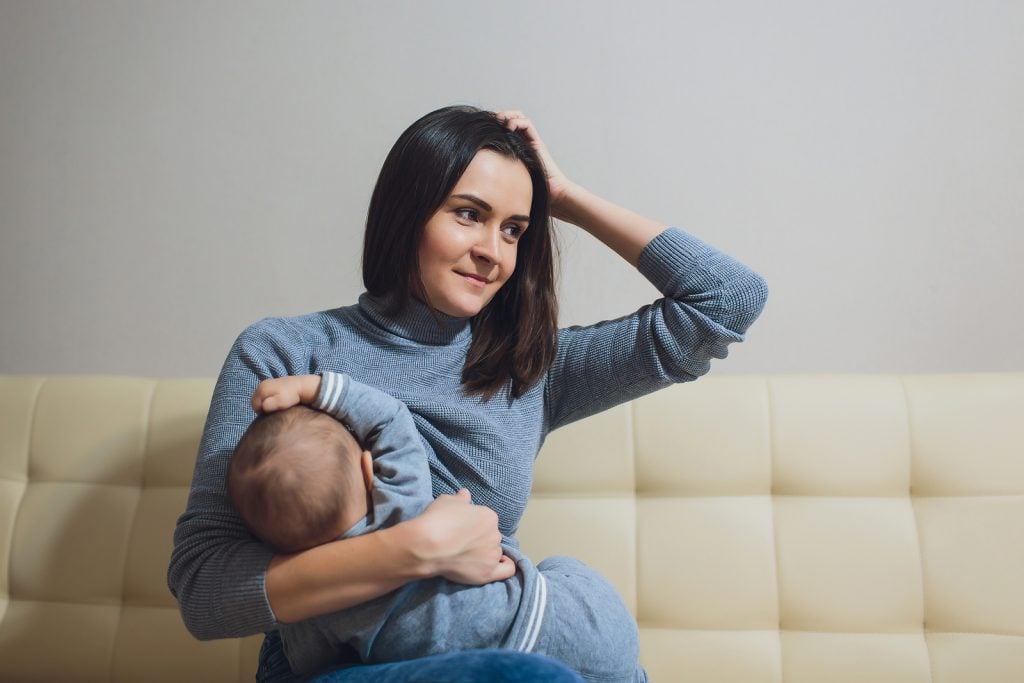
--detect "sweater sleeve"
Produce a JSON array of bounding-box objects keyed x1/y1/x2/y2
[
  {"x1": 167, "y1": 317, "x2": 311, "y2": 640},
  {"x1": 543, "y1": 227, "x2": 769, "y2": 432},
  {"x1": 311, "y1": 371, "x2": 433, "y2": 535}
]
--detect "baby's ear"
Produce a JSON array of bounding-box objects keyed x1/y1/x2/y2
[{"x1": 360, "y1": 450, "x2": 374, "y2": 491}]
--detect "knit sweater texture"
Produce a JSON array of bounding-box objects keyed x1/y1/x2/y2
[{"x1": 168, "y1": 227, "x2": 769, "y2": 640}]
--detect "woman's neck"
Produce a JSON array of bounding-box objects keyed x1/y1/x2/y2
[{"x1": 358, "y1": 291, "x2": 472, "y2": 346}]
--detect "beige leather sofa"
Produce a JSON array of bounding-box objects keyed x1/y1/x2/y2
[{"x1": 1, "y1": 374, "x2": 1021, "y2": 682}]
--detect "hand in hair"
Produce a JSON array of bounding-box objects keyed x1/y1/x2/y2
[
  {"x1": 495, "y1": 110, "x2": 571, "y2": 211},
  {"x1": 251, "y1": 374, "x2": 322, "y2": 414},
  {"x1": 498, "y1": 109, "x2": 666, "y2": 265}
]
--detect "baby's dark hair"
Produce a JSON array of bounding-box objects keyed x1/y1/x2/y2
[{"x1": 227, "y1": 405, "x2": 361, "y2": 553}]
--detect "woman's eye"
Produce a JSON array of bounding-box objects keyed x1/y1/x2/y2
[
  {"x1": 502, "y1": 225, "x2": 523, "y2": 239},
  {"x1": 455, "y1": 208, "x2": 479, "y2": 222}
]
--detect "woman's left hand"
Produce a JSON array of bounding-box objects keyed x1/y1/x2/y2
[
  {"x1": 498, "y1": 108, "x2": 666, "y2": 265},
  {"x1": 496, "y1": 110, "x2": 572, "y2": 211}
]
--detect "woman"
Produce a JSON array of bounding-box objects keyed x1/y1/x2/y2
[{"x1": 168, "y1": 105, "x2": 769, "y2": 681}]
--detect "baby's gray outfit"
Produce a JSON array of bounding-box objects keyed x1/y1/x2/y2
[{"x1": 279, "y1": 371, "x2": 645, "y2": 682}]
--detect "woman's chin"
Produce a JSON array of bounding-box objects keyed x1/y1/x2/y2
[
  {"x1": 435, "y1": 294, "x2": 493, "y2": 319},
  {"x1": 437, "y1": 303, "x2": 482, "y2": 319}
]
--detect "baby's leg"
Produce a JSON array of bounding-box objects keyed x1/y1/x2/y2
[{"x1": 531, "y1": 556, "x2": 648, "y2": 683}]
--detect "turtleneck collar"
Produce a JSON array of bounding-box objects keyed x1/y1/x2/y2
[{"x1": 358, "y1": 292, "x2": 473, "y2": 346}]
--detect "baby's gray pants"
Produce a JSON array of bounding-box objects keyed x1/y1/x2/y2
[{"x1": 281, "y1": 553, "x2": 647, "y2": 682}]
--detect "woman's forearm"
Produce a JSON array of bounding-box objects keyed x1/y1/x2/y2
[
  {"x1": 553, "y1": 181, "x2": 667, "y2": 267},
  {"x1": 266, "y1": 524, "x2": 425, "y2": 624},
  {"x1": 266, "y1": 490, "x2": 514, "y2": 623}
]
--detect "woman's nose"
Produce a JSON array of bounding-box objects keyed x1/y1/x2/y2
[{"x1": 471, "y1": 226, "x2": 501, "y2": 264}]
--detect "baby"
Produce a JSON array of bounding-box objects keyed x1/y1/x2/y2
[
  {"x1": 228, "y1": 372, "x2": 429, "y2": 554},
  {"x1": 228, "y1": 372, "x2": 647, "y2": 683}
]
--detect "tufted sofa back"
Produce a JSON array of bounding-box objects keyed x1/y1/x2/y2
[
  {"x1": 529, "y1": 374, "x2": 1024, "y2": 682},
  {"x1": 0, "y1": 376, "x2": 263, "y2": 681},
  {"x1": 0, "y1": 374, "x2": 1022, "y2": 682}
]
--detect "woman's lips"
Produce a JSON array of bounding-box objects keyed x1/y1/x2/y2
[{"x1": 457, "y1": 271, "x2": 490, "y2": 288}]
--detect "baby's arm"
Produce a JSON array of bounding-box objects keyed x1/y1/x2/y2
[{"x1": 313, "y1": 372, "x2": 434, "y2": 532}]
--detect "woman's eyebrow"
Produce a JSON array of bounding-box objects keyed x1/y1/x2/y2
[{"x1": 451, "y1": 193, "x2": 530, "y2": 223}]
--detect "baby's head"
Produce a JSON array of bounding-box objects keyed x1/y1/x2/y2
[{"x1": 227, "y1": 405, "x2": 372, "y2": 553}]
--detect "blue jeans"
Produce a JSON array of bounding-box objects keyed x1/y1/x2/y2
[{"x1": 256, "y1": 630, "x2": 586, "y2": 683}]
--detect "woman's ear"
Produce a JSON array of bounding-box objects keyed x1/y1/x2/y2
[{"x1": 360, "y1": 450, "x2": 374, "y2": 491}]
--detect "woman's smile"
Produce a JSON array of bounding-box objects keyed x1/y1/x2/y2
[
  {"x1": 417, "y1": 149, "x2": 533, "y2": 318},
  {"x1": 456, "y1": 271, "x2": 491, "y2": 287}
]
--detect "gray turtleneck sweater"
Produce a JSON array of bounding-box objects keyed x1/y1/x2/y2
[{"x1": 168, "y1": 227, "x2": 769, "y2": 641}]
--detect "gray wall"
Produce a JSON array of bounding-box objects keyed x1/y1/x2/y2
[{"x1": 2, "y1": 1, "x2": 1021, "y2": 377}]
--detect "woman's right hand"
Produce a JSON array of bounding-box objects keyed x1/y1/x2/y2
[{"x1": 406, "y1": 489, "x2": 516, "y2": 584}]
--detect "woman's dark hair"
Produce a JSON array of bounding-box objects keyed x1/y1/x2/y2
[{"x1": 362, "y1": 105, "x2": 558, "y2": 400}]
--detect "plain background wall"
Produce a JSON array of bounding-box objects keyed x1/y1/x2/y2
[{"x1": 1, "y1": 0, "x2": 1021, "y2": 377}]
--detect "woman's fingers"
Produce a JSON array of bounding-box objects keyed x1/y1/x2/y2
[
  {"x1": 499, "y1": 114, "x2": 537, "y2": 140},
  {"x1": 493, "y1": 554, "x2": 517, "y2": 581},
  {"x1": 414, "y1": 492, "x2": 510, "y2": 585},
  {"x1": 495, "y1": 108, "x2": 572, "y2": 207},
  {"x1": 496, "y1": 109, "x2": 526, "y2": 122},
  {"x1": 495, "y1": 110, "x2": 535, "y2": 138}
]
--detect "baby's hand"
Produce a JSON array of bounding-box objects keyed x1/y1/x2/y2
[{"x1": 251, "y1": 375, "x2": 321, "y2": 414}]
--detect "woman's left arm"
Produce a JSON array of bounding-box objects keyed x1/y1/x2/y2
[
  {"x1": 497, "y1": 110, "x2": 664, "y2": 265},
  {"x1": 498, "y1": 112, "x2": 770, "y2": 432}
]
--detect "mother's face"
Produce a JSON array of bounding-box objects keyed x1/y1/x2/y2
[{"x1": 417, "y1": 150, "x2": 533, "y2": 318}]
